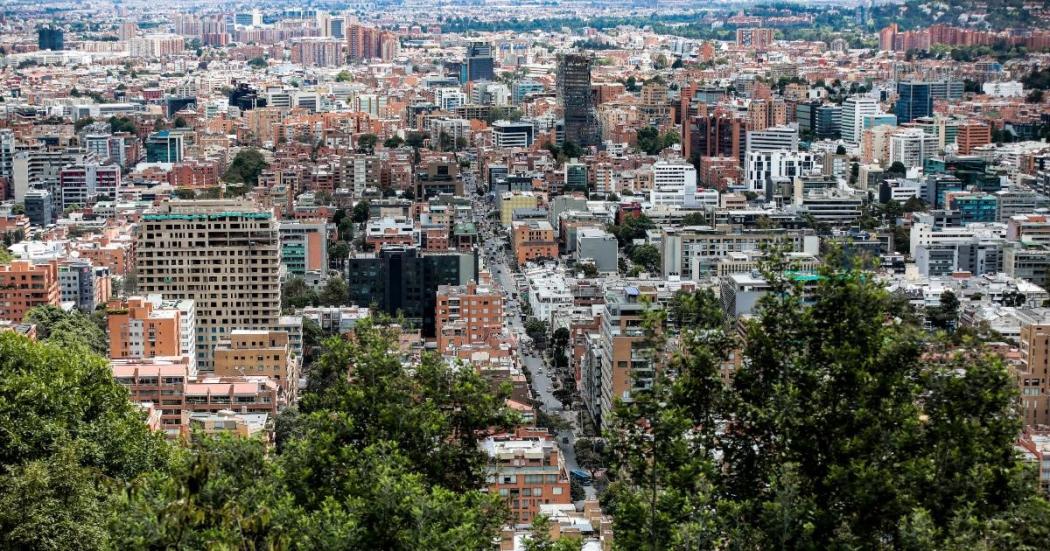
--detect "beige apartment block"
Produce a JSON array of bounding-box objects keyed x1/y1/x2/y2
[{"x1": 136, "y1": 200, "x2": 281, "y2": 371}]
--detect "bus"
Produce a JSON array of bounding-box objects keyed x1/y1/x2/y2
[{"x1": 570, "y1": 469, "x2": 592, "y2": 486}]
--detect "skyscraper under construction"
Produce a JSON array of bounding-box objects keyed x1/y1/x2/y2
[{"x1": 557, "y1": 53, "x2": 599, "y2": 148}]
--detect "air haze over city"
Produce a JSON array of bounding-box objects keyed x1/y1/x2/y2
[{"x1": 2, "y1": 0, "x2": 1050, "y2": 549}]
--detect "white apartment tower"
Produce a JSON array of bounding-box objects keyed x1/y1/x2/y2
[{"x1": 841, "y1": 96, "x2": 879, "y2": 145}]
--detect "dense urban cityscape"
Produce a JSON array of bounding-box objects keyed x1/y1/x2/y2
[{"x1": 2, "y1": 0, "x2": 1050, "y2": 548}]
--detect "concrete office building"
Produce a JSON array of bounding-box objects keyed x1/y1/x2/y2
[
  {"x1": 575, "y1": 227, "x2": 619, "y2": 273},
  {"x1": 12, "y1": 149, "x2": 91, "y2": 203},
  {"x1": 890, "y1": 128, "x2": 939, "y2": 169},
  {"x1": 58, "y1": 260, "x2": 110, "y2": 312},
  {"x1": 278, "y1": 220, "x2": 329, "y2": 276},
  {"x1": 136, "y1": 201, "x2": 281, "y2": 371},
  {"x1": 492, "y1": 120, "x2": 535, "y2": 149},
  {"x1": 57, "y1": 162, "x2": 121, "y2": 209},
  {"x1": 746, "y1": 125, "x2": 799, "y2": 153}
]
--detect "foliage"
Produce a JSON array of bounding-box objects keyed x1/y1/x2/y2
[
  {"x1": 578, "y1": 262, "x2": 600, "y2": 278},
  {"x1": 171, "y1": 187, "x2": 195, "y2": 200},
  {"x1": 607, "y1": 214, "x2": 655, "y2": 248},
  {"x1": 1022, "y1": 66, "x2": 1050, "y2": 91},
  {"x1": 0, "y1": 316, "x2": 519, "y2": 548},
  {"x1": 223, "y1": 148, "x2": 267, "y2": 187},
  {"x1": 628, "y1": 244, "x2": 661, "y2": 273},
  {"x1": 573, "y1": 438, "x2": 607, "y2": 479},
  {"x1": 351, "y1": 200, "x2": 370, "y2": 223},
  {"x1": 636, "y1": 126, "x2": 679, "y2": 155},
  {"x1": 926, "y1": 290, "x2": 960, "y2": 332},
  {"x1": 603, "y1": 251, "x2": 1050, "y2": 548},
  {"x1": 247, "y1": 56, "x2": 267, "y2": 69},
  {"x1": 383, "y1": 135, "x2": 404, "y2": 148},
  {"x1": 524, "y1": 318, "x2": 547, "y2": 346},
  {"x1": 318, "y1": 275, "x2": 349, "y2": 307},
  {"x1": 356, "y1": 133, "x2": 377, "y2": 154},
  {"x1": 73, "y1": 116, "x2": 95, "y2": 132},
  {"x1": 108, "y1": 116, "x2": 136, "y2": 134},
  {"x1": 24, "y1": 305, "x2": 108, "y2": 356},
  {"x1": 282, "y1": 276, "x2": 319, "y2": 311},
  {"x1": 680, "y1": 212, "x2": 706, "y2": 226}
]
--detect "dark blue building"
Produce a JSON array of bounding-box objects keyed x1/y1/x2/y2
[
  {"x1": 345, "y1": 247, "x2": 478, "y2": 337},
  {"x1": 37, "y1": 27, "x2": 64, "y2": 51},
  {"x1": 895, "y1": 81, "x2": 932, "y2": 124}
]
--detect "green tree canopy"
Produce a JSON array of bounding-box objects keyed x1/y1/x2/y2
[
  {"x1": 223, "y1": 148, "x2": 268, "y2": 187},
  {"x1": 603, "y1": 252, "x2": 1050, "y2": 548},
  {"x1": 0, "y1": 317, "x2": 520, "y2": 548},
  {"x1": 24, "y1": 305, "x2": 107, "y2": 355}
]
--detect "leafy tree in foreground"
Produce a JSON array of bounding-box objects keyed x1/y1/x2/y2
[
  {"x1": 605, "y1": 250, "x2": 1050, "y2": 549},
  {"x1": 0, "y1": 316, "x2": 519, "y2": 549}
]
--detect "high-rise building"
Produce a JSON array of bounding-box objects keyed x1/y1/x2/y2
[
  {"x1": 745, "y1": 125, "x2": 799, "y2": 154},
  {"x1": 466, "y1": 41, "x2": 494, "y2": 82},
  {"x1": 895, "y1": 81, "x2": 933, "y2": 124},
  {"x1": 650, "y1": 159, "x2": 699, "y2": 208},
  {"x1": 136, "y1": 201, "x2": 281, "y2": 371},
  {"x1": 347, "y1": 24, "x2": 395, "y2": 61},
  {"x1": 290, "y1": 37, "x2": 343, "y2": 67},
  {"x1": 1019, "y1": 322, "x2": 1050, "y2": 427},
  {"x1": 492, "y1": 121, "x2": 535, "y2": 149},
  {"x1": 23, "y1": 189, "x2": 54, "y2": 226},
  {"x1": 278, "y1": 220, "x2": 329, "y2": 275},
  {"x1": 557, "y1": 53, "x2": 599, "y2": 147},
  {"x1": 482, "y1": 429, "x2": 572, "y2": 524},
  {"x1": 957, "y1": 121, "x2": 991, "y2": 155},
  {"x1": 511, "y1": 220, "x2": 558, "y2": 266},
  {"x1": 57, "y1": 162, "x2": 121, "y2": 209},
  {"x1": 12, "y1": 148, "x2": 91, "y2": 203},
  {"x1": 0, "y1": 260, "x2": 59, "y2": 323},
  {"x1": 118, "y1": 22, "x2": 137, "y2": 41},
  {"x1": 889, "y1": 128, "x2": 939, "y2": 169},
  {"x1": 736, "y1": 28, "x2": 774, "y2": 50},
  {"x1": 564, "y1": 160, "x2": 588, "y2": 193},
  {"x1": 593, "y1": 285, "x2": 666, "y2": 429},
  {"x1": 107, "y1": 295, "x2": 197, "y2": 375},
  {"x1": 37, "y1": 26, "x2": 64, "y2": 51},
  {"x1": 345, "y1": 246, "x2": 478, "y2": 337},
  {"x1": 145, "y1": 130, "x2": 186, "y2": 163},
  {"x1": 841, "y1": 96, "x2": 879, "y2": 145},
  {"x1": 435, "y1": 280, "x2": 504, "y2": 353},
  {"x1": 58, "y1": 260, "x2": 110, "y2": 312}
]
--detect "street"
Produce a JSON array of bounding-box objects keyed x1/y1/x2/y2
[{"x1": 472, "y1": 184, "x2": 597, "y2": 500}]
